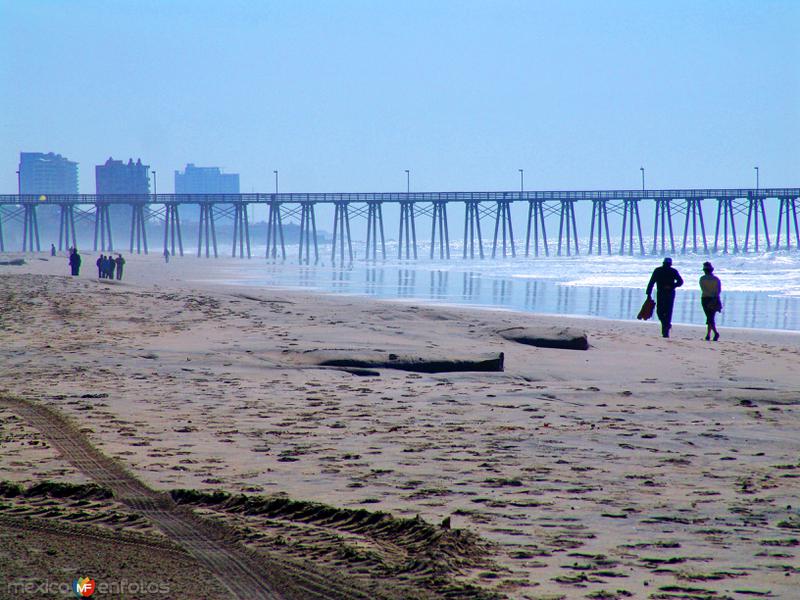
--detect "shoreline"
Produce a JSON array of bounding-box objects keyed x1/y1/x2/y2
[
  {"x1": 218, "y1": 256, "x2": 800, "y2": 332},
  {"x1": 6, "y1": 249, "x2": 800, "y2": 336},
  {"x1": 228, "y1": 275, "x2": 800, "y2": 341}
]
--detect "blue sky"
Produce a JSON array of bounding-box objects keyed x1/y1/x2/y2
[{"x1": 1, "y1": 0, "x2": 798, "y2": 195}]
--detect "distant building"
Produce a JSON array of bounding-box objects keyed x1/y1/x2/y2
[
  {"x1": 17, "y1": 152, "x2": 78, "y2": 222},
  {"x1": 175, "y1": 163, "x2": 239, "y2": 195},
  {"x1": 96, "y1": 157, "x2": 150, "y2": 196},
  {"x1": 19, "y1": 152, "x2": 79, "y2": 195},
  {"x1": 96, "y1": 157, "x2": 151, "y2": 225},
  {"x1": 175, "y1": 163, "x2": 240, "y2": 221}
]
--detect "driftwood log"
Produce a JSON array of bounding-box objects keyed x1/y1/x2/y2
[
  {"x1": 498, "y1": 326, "x2": 589, "y2": 351},
  {"x1": 302, "y1": 350, "x2": 505, "y2": 373}
]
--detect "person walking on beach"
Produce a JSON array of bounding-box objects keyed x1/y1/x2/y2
[
  {"x1": 163, "y1": 248, "x2": 170, "y2": 263},
  {"x1": 107, "y1": 254, "x2": 116, "y2": 280},
  {"x1": 50, "y1": 243, "x2": 56, "y2": 256},
  {"x1": 700, "y1": 261, "x2": 722, "y2": 341},
  {"x1": 115, "y1": 254, "x2": 125, "y2": 280},
  {"x1": 646, "y1": 257, "x2": 683, "y2": 338},
  {"x1": 68, "y1": 248, "x2": 81, "y2": 276},
  {"x1": 96, "y1": 254, "x2": 104, "y2": 278}
]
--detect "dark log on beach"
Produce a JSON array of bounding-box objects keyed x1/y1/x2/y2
[
  {"x1": 335, "y1": 367, "x2": 382, "y2": 377},
  {"x1": 304, "y1": 350, "x2": 505, "y2": 373},
  {"x1": 498, "y1": 326, "x2": 589, "y2": 351}
]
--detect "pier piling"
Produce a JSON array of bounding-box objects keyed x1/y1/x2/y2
[
  {"x1": 430, "y1": 200, "x2": 450, "y2": 259},
  {"x1": 398, "y1": 201, "x2": 418, "y2": 260},
  {"x1": 198, "y1": 202, "x2": 219, "y2": 258},
  {"x1": 298, "y1": 202, "x2": 319, "y2": 264},
  {"x1": 129, "y1": 203, "x2": 149, "y2": 255},
  {"x1": 681, "y1": 198, "x2": 708, "y2": 254},
  {"x1": 775, "y1": 197, "x2": 800, "y2": 250},
  {"x1": 265, "y1": 200, "x2": 285, "y2": 261},
  {"x1": 163, "y1": 203, "x2": 184, "y2": 257},
  {"x1": 557, "y1": 199, "x2": 579, "y2": 256},
  {"x1": 588, "y1": 199, "x2": 612, "y2": 255},
  {"x1": 744, "y1": 193, "x2": 771, "y2": 252},
  {"x1": 93, "y1": 203, "x2": 113, "y2": 252},
  {"x1": 58, "y1": 204, "x2": 77, "y2": 252},
  {"x1": 713, "y1": 197, "x2": 738, "y2": 254},
  {"x1": 331, "y1": 201, "x2": 353, "y2": 265},
  {"x1": 463, "y1": 200, "x2": 484, "y2": 259},
  {"x1": 491, "y1": 200, "x2": 515, "y2": 258}
]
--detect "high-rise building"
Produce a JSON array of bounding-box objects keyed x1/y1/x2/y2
[
  {"x1": 95, "y1": 157, "x2": 151, "y2": 225},
  {"x1": 96, "y1": 157, "x2": 150, "y2": 195},
  {"x1": 19, "y1": 152, "x2": 79, "y2": 195},
  {"x1": 174, "y1": 163, "x2": 240, "y2": 221},
  {"x1": 18, "y1": 152, "x2": 79, "y2": 222},
  {"x1": 175, "y1": 164, "x2": 239, "y2": 195}
]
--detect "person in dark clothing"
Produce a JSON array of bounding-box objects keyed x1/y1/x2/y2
[
  {"x1": 69, "y1": 249, "x2": 81, "y2": 276},
  {"x1": 97, "y1": 255, "x2": 104, "y2": 278},
  {"x1": 51, "y1": 243, "x2": 56, "y2": 256},
  {"x1": 107, "y1": 255, "x2": 116, "y2": 279},
  {"x1": 646, "y1": 257, "x2": 683, "y2": 338},
  {"x1": 115, "y1": 254, "x2": 125, "y2": 280}
]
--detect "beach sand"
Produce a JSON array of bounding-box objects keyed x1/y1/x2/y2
[{"x1": 1, "y1": 253, "x2": 799, "y2": 599}]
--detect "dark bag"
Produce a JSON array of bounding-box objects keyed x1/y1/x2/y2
[{"x1": 637, "y1": 297, "x2": 656, "y2": 321}]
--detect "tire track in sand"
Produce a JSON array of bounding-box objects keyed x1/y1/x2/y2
[{"x1": 0, "y1": 395, "x2": 376, "y2": 600}]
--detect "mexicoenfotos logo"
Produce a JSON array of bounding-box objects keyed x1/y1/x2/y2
[
  {"x1": 7, "y1": 577, "x2": 168, "y2": 596},
  {"x1": 73, "y1": 577, "x2": 96, "y2": 597}
]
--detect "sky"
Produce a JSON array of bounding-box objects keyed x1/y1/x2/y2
[{"x1": 1, "y1": 0, "x2": 798, "y2": 197}]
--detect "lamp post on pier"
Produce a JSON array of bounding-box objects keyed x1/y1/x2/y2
[
  {"x1": 640, "y1": 167, "x2": 645, "y2": 192},
  {"x1": 273, "y1": 170, "x2": 278, "y2": 194},
  {"x1": 151, "y1": 170, "x2": 157, "y2": 199},
  {"x1": 519, "y1": 169, "x2": 524, "y2": 196},
  {"x1": 405, "y1": 169, "x2": 410, "y2": 194},
  {"x1": 16, "y1": 170, "x2": 20, "y2": 199},
  {"x1": 754, "y1": 166, "x2": 759, "y2": 192}
]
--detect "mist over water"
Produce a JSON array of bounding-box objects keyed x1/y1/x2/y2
[{"x1": 222, "y1": 240, "x2": 800, "y2": 332}]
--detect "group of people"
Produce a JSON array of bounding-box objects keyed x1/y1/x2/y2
[
  {"x1": 96, "y1": 254, "x2": 126, "y2": 280},
  {"x1": 645, "y1": 258, "x2": 722, "y2": 341},
  {"x1": 64, "y1": 248, "x2": 125, "y2": 281}
]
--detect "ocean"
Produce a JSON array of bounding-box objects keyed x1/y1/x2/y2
[{"x1": 224, "y1": 241, "x2": 800, "y2": 332}]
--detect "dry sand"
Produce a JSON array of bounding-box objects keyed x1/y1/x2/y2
[{"x1": 1, "y1": 252, "x2": 799, "y2": 599}]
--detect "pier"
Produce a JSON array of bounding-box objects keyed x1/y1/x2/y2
[{"x1": 1, "y1": 188, "x2": 798, "y2": 261}]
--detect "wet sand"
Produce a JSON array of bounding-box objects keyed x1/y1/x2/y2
[{"x1": 1, "y1": 253, "x2": 799, "y2": 599}]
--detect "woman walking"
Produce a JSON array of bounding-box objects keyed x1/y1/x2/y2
[{"x1": 700, "y1": 262, "x2": 722, "y2": 341}]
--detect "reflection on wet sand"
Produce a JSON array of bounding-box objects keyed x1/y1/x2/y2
[
  {"x1": 462, "y1": 271, "x2": 480, "y2": 300},
  {"x1": 620, "y1": 288, "x2": 636, "y2": 321},
  {"x1": 556, "y1": 284, "x2": 572, "y2": 315},
  {"x1": 524, "y1": 279, "x2": 539, "y2": 308},
  {"x1": 779, "y1": 297, "x2": 792, "y2": 330},
  {"x1": 365, "y1": 267, "x2": 384, "y2": 295},
  {"x1": 492, "y1": 279, "x2": 513, "y2": 306},
  {"x1": 429, "y1": 270, "x2": 449, "y2": 299},
  {"x1": 299, "y1": 266, "x2": 314, "y2": 288},
  {"x1": 258, "y1": 263, "x2": 800, "y2": 331},
  {"x1": 397, "y1": 269, "x2": 416, "y2": 297},
  {"x1": 331, "y1": 266, "x2": 352, "y2": 290}
]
